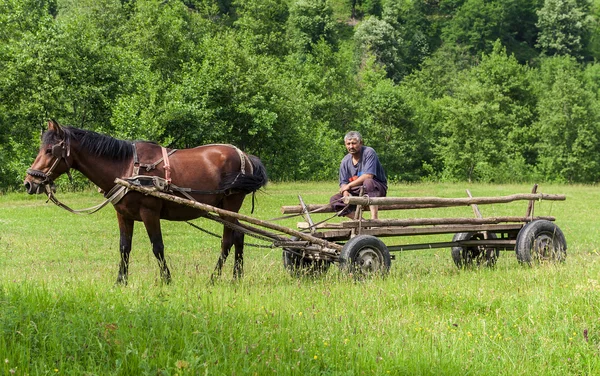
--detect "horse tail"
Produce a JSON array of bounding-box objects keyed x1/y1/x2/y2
[
  {"x1": 220, "y1": 154, "x2": 268, "y2": 194},
  {"x1": 247, "y1": 154, "x2": 268, "y2": 190}
]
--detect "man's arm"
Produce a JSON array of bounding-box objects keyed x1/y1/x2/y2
[{"x1": 339, "y1": 173, "x2": 374, "y2": 195}]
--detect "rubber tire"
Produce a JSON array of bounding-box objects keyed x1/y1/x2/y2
[
  {"x1": 282, "y1": 238, "x2": 331, "y2": 278},
  {"x1": 338, "y1": 235, "x2": 391, "y2": 278},
  {"x1": 515, "y1": 220, "x2": 567, "y2": 264},
  {"x1": 451, "y1": 232, "x2": 499, "y2": 269}
]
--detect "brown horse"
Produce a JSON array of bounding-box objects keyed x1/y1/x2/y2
[{"x1": 24, "y1": 120, "x2": 268, "y2": 284}]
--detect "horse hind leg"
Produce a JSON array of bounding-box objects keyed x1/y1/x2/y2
[
  {"x1": 233, "y1": 228, "x2": 245, "y2": 279},
  {"x1": 212, "y1": 194, "x2": 247, "y2": 281},
  {"x1": 211, "y1": 225, "x2": 234, "y2": 282}
]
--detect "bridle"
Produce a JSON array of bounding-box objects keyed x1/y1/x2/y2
[
  {"x1": 26, "y1": 135, "x2": 127, "y2": 214},
  {"x1": 26, "y1": 137, "x2": 73, "y2": 186}
]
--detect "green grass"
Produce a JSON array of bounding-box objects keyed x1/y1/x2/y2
[{"x1": 1, "y1": 182, "x2": 600, "y2": 375}]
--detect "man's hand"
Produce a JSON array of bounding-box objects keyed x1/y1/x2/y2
[{"x1": 339, "y1": 183, "x2": 351, "y2": 194}]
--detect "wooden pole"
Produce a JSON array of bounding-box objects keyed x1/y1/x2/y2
[
  {"x1": 338, "y1": 216, "x2": 556, "y2": 228},
  {"x1": 114, "y1": 178, "x2": 342, "y2": 252},
  {"x1": 280, "y1": 203, "x2": 454, "y2": 214},
  {"x1": 343, "y1": 193, "x2": 566, "y2": 206},
  {"x1": 525, "y1": 184, "x2": 538, "y2": 217}
]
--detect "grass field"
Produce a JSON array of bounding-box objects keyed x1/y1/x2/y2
[{"x1": 1, "y1": 182, "x2": 600, "y2": 375}]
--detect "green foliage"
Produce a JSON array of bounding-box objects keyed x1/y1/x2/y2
[
  {"x1": 355, "y1": 54, "x2": 426, "y2": 181},
  {"x1": 531, "y1": 55, "x2": 600, "y2": 182},
  {"x1": 435, "y1": 42, "x2": 535, "y2": 182},
  {"x1": 354, "y1": 16, "x2": 405, "y2": 82},
  {"x1": 233, "y1": 0, "x2": 290, "y2": 56},
  {"x1": 4, "y1": 0, "x2": 600, "y2": 190},
  {"x1": 441, "y1": 0, "x2": 542, "y2": 63},
  {"x1": 536, "y1": 0, "x2": 593, "y2": 60},
  {"x1": 287, "y1": 0, "x2": 338, "y2": 56}
]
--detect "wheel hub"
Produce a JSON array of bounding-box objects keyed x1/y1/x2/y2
[
  {"x1": 533, "y1": 233, "x2": 557, "y2": 261},
  {"x1": 357, "y1": 248, "x2": 382, "y2": 273}
]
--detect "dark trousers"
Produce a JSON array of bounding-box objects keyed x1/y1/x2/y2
[{"x1": 329, "y1": 178, "x2": 387, "y2": 216}]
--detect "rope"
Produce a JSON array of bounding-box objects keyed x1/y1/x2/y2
[{"x1": 185, "y1": 216, "x2": 276, "y2": 249}]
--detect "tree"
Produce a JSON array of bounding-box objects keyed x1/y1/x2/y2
[
  {"x1": 354, "y1": 16, "x2": 405, "y2": 82},
  {"x1": 531, "y1": 55, "x2": 600, "y2": 182},
  {"x1": 354, "y1": 53, "x2": 427, "y2": 181},
  {"x1": 442, "y1": 0, "x2": 542, "y2": 63},
  {"x1": 232, "y1": 0, "x2": 290, "y2": 56},
  {"x1": 287, "y1": 0, "x2": 338, "y2": 56},
  {"x1": 536, "y1": 0, "x2": 593, "y2": 60},
  {"x1": 435, "y1": 42, "x2": 535, "y2": 182}
]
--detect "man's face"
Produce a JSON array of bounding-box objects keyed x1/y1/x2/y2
[{"x1": 345, "y1": 138, "x2": 362, "y2": 155}]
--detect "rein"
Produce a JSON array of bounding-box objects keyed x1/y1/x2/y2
[{"x1": 44, "y1": 184, "x2": 128, "y2": 215}]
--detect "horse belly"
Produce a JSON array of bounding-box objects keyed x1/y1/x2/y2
[{"x1": 160, "y1": 198, "x2": 219, "y2": 221}]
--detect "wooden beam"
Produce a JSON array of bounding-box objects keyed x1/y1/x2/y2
[
  {"x1": 115, "y1": 178, "x2": 342, "y2": 252},
  {"x1": 311, "y1": 224, "x2": 524, "y2": 240},
  {"x1": 387, "y1": 239, "x2": 516, "y2": 252},
  {"x1": 280, "y1": 203, "x2": 455, "y2": 214},
  {"x1": 343, "y1": 193, "x2": 566, "y2": 207},
  {"x1": 338, "y1": 216, "x2": 555, "y2": 228}
]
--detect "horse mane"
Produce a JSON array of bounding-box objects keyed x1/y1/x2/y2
[{"x1": 43, "y1": 126, "x2": 134, "y2": 161}]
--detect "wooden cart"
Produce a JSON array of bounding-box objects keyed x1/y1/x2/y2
[{"x1": 117, "y1": 180, "x2": 567, "y2": 278}]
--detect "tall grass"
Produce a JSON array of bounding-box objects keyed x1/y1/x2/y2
[{"x1": 1, "y1": 182, "x2": 599, "y2": 375}]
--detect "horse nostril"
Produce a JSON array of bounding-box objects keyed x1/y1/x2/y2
[{"x1": 24, "y1": 181, "x2": 36, "y2": 194}]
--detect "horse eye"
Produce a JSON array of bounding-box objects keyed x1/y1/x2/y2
[{"x1": 45, "y1": 148, "x2": 52, "y2": 155}]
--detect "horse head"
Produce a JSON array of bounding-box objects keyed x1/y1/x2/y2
[{"x1": 24, "y1": 119, "x2": 73, "y2": 195}]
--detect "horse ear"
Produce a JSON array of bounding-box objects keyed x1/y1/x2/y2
[{"x1": 48, "y1": 119, "x2": 64, "y2": 137}]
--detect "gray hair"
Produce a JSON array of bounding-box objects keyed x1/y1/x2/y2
[{"x1": 344, "y1": 131, "x2": 362, "y2": 142}]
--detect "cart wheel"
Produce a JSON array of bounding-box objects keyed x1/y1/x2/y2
[
  {"x1": 282, "y1": 238, "x2": 331, "y2": 277},
  {"x1": 338, "y1": 235, "x2": 391, "y2": 278},
  {"x1": 451, "y1": 232, "x2": 499, "y2": 269},
  {"x1": 515, "y1": 220, "x2": 567, "y2": 264}
]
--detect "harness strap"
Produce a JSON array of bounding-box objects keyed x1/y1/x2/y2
[
  {"x1": 161, "y1": 146, "x2": 172, "y2": 184},
  {"x1": 209, "y1": 143, "x2": 252, "y2": 175},
  {"x1": 132, "y1": 143, "x2": 178, "y2": 175},
  {"x1": 132, "y1": 143, "x2": 140, "y2": 175}
]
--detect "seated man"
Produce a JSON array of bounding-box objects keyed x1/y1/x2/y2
[{"x1": 329, "y1": 131, "x2": 387, "y2": 219}]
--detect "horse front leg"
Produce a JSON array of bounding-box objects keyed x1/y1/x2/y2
[
  {"x1": 116, "y1": 214, "x2": 134, "y2": 285},
  {"x1": 141, "y1": 210, "x2": 171, "y2": 284}
]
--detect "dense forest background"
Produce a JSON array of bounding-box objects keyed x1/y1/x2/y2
[{"x1": 2, "y1": 0, "x2": 600, "y2": 191}]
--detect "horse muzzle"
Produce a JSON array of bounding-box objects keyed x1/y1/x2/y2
[{"x1": 24, "y1": 179, "x2": 56, "y2": 195}]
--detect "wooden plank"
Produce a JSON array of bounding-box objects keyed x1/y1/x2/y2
[
  {"x1": 338, "y1": 216, "x2": 555, "y2": 228},
  {"x1": 343, "y1": 193, "x2": 566, "y2": 206},
  {"x1": 312, "y1": 224, "x2": 524, "y2": 241},
  {"x1": 387, "y1": 239, "x2": 516, "y2": 252},
  {"x1": 356, "y1": 224, "x2": 524, "y2": 237}
]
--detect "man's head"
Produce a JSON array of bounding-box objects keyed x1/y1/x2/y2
[{"x1": 344, "y1": 131, "x2": 363, "y2": 155}]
